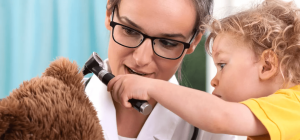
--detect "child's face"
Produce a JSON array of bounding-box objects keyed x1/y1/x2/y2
[{"x1": 210, "y1": 33, "x2": 270, "y2": 102}]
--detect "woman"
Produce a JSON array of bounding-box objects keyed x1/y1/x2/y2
[{"x1": 85, "y1": 0, "x2": 236, "y2": 139}]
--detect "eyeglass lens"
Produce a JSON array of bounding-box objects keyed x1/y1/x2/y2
[{"x1": 113, "y1": 25, "x2": 143, "y2": 47}]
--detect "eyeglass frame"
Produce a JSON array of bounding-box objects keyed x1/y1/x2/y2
[{"x1": 109, "y1": 6, "x2": 199, "y2": 60}]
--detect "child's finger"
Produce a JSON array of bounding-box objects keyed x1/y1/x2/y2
[
  {"x1": 118, "y1": 83, "x2": 133, "y2": 108},
  {"x1": 115, "y1": 79, "x2": 124, "y2": 103},
  {"x1": 107, "y1": 75, "x2": 122, "y2": 91},
  {"x1": 122, "y1": 96, "x2": 132, "y2": 108},
  {"x1": 111, "y1": 79, "x2": 133, "y2": 108},
  {"x1": 110, "y1": 77, "x2": 130, "y2": 106},
  {"x1": 110, "y1": 78, "x2": 123, "y2": 103}
]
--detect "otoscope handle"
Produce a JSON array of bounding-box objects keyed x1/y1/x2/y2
[
  {"x1": 98, "y1": 70, "x2": 152, "y2": 115},
  {"x1": 102, "y1": 72, "x2": 114, "y2": 85},
  {"x1": 128, "y1": 99, "x2": 152, "y2": 115}
]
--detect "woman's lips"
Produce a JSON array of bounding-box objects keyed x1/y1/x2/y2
[
  {"x1": 124, "y1": 65, "x2": 154, "y2": 77},
  {"x1": 126, "y1": 66, "x2": 146, "y2": 76}
]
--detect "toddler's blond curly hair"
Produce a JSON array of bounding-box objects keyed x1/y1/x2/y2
[{"x1": 205, "y1": 0, "x2": 300, "y2": 86}]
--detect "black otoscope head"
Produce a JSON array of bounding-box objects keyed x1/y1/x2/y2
[{"x1": 82, "y1": 52, "x2": 104, "y2": 76}]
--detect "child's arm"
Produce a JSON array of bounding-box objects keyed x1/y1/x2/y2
[{"x1": 107, "y1": 74, "x2": 268, "y2": 136}]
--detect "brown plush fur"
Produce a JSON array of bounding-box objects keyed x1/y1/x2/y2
[{"x1": 0, "y1": 58, "x2": 104, "y2": 140}]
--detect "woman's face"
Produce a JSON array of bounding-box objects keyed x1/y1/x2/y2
[{"x1": 105, "y1": 0, "x2": 202, "y2": 81}]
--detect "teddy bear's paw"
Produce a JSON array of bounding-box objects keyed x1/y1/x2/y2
[{"x1": 42, "y1": 57, "x2": 84, "y2": 91}]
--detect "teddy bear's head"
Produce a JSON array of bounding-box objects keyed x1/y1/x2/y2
[{"x1": 0, "y1": 58, "x2": 104, "y2": 140}]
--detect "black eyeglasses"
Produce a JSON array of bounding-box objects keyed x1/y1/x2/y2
[{"x1": 110, "y1": 7, "x2": 198, "y2": 60}]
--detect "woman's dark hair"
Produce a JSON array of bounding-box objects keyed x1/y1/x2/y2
[{"x1": 107, "y1": 0, "x2": 213, "y2": 32}]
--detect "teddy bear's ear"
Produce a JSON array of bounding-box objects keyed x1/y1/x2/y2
[{"x1": 42, "y1": 57, "x2": 84, "y2": 90}]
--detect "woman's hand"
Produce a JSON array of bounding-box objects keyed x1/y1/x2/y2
[{"x1": 107, "y1": 74, "x2": 154, "y2": 108}]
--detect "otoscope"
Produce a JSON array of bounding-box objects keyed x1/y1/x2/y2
[{"x1": 82, "y1": 52, "x2": 153, "y2": 115}]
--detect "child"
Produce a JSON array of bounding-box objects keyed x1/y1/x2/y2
[{"x1": 108, "y1": 0, "x2": 300, "y2": 139}]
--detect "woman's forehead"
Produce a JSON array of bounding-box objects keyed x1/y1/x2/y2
[{"x1": 118, "y1": 0, "x2": 196, "y2": 37}]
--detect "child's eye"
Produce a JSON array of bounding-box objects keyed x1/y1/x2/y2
[{"x1": 218, "y1": 63, "x2": 226, "y2": 70}]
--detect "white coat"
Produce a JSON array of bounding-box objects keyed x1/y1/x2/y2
[{"x1": 85, "y1": 60, "x2": 237, "y2": 140}]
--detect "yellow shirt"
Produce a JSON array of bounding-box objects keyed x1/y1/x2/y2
[{"x1": 241, "y1": 85, "x2": 300, "y2": 140}]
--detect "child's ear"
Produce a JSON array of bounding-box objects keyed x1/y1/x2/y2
[
  {"x1": 258, "y1": 50, "x2": 278, "y2": 80},
  {"x1": 186, "y1": 32, "x2": 204, "y2": 54},
  {"x1": 105, "y1": 0, "x2": 112, "y2": 31}
]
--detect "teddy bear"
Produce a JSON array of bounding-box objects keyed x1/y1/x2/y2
[{"x1": 0, "y1": 57, "x2": 104, "y2": 140}]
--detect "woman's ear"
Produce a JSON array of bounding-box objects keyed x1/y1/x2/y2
[
  {"x1": 105, "y1": 0, "x2": 112, "y2": 30},
  {"x1": 258, "y1": 50, "x2": 279, "y2": 80},
  {"x1": 186, "y1": 32, "x2": 204, "y2": 54}
]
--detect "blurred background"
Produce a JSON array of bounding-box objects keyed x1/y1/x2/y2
[
  {"x1": 0, "y1": 0, "x2": 109, "y2": 97},
  {"x1": 0, "y1": 0, "x2": 299, "y2": 139}
]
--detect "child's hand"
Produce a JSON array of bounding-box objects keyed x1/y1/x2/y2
[{"x1": 107, "y1": 74, "x2": 153, "y2": 108}]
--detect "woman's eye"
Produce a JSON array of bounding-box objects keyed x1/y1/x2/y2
[
  {"x1": 122, "y1": 27, "x2": 139, "y2": 36},
  {"x1": 218, "y1": 63, "x2": 226, "y2": 70},
  {"x1": 159, "y1": 39, "x2": 179, "y2": 48}
]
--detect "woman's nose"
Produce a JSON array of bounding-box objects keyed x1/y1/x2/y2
[
  {"x1": 132, "y1": 39, "x2": 154, "y2": 67},
  {"x1": 210, "y1": 75, "x2": 219, "y2": 87}
]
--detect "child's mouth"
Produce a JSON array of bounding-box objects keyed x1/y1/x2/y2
[{"x1": 212, "y1": 92, "x2": 222, "y2": 98}]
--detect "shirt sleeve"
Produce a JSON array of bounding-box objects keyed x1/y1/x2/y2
[{"x1": 241, "y1": 90, "x2": 300, "y2": 140}]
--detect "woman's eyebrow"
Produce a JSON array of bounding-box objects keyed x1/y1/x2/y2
[
  {"x1": 119, "y1": 16, "x2": 142, "y2": 30},
  {"x1": 119, "y1": 16, "x2": 186, "y2": 39}
]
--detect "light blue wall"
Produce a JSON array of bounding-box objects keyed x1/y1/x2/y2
[{"x1": 0, "y1": 0, "x2": 110, "y2": 98}]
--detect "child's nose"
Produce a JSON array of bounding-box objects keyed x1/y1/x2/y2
[
  {"x1": 210, "y1": 75, "x2": 219, "y2": 87},
  {"x1": 132, "y1": 39, "x2": 154, "y2": 67}
]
